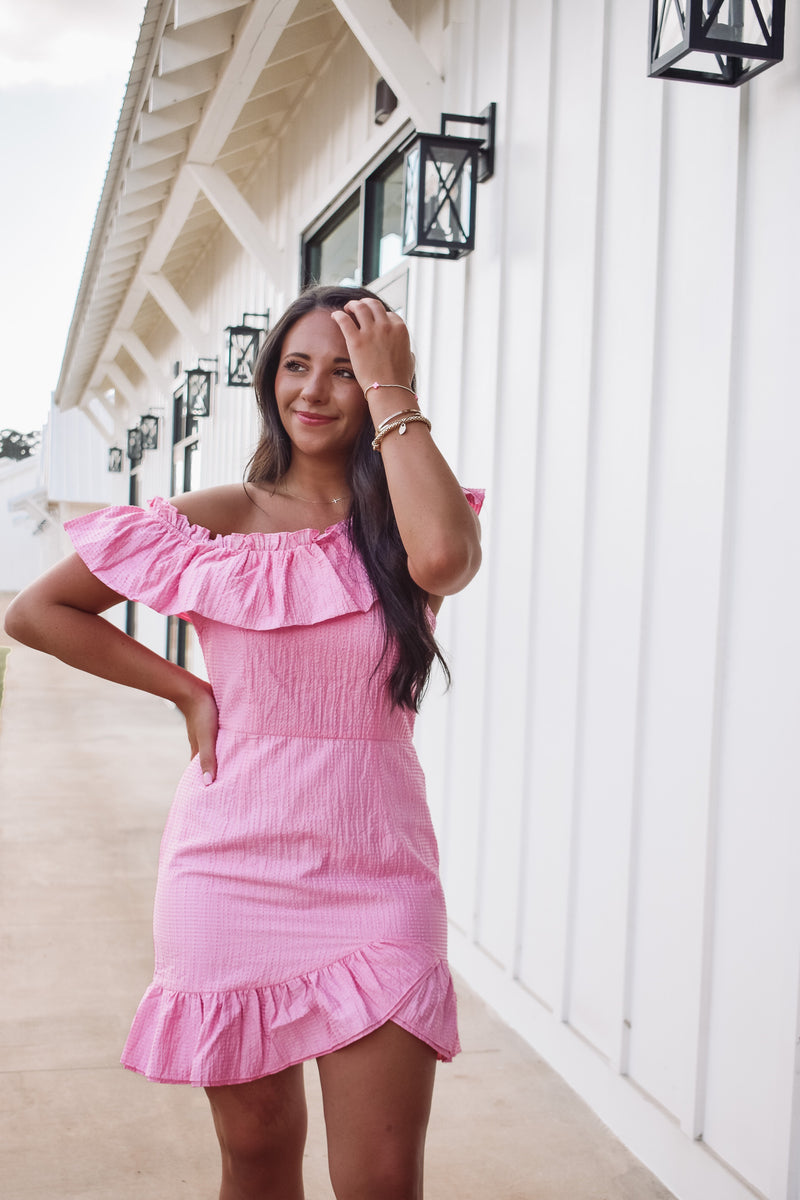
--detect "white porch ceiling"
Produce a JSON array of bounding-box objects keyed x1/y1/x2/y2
[{"x1": 55, "y1": 0, "x2": 442, "y2": 414}]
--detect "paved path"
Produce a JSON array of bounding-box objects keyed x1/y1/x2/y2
[{"x1": 0, "y1": 595, "x2": 674, "y2": 1199}]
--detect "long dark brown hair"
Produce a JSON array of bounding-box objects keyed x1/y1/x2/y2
[{"x1": 248, "y1": 284, "x2": 449, "y2": 711}]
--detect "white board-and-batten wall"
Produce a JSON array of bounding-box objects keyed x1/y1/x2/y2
[{"x1": 80, "y1": 3, "x2": 800, "y2": 1199}]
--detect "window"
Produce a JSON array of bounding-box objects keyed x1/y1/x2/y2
[
  {"x1": 302, "y1": 144, "x2": 408, "y2": 289},
  {"x1": 167, "y1": 382, "x2": 202, "y2": 668}
]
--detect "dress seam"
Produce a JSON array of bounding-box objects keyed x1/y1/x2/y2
[
  {"x1": 152, "y1": 942, "x2": 445, "y2": 995},
  {"x1": 216, "y1": 725, "x2": 413, "y2": 743}
]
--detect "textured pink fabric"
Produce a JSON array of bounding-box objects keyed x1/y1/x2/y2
[{"x1": 65, "y1": 490, "x2": 484, "y2": 1087}]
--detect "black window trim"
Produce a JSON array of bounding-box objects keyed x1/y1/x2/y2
[{"x1": 300, "y1": 126, "x2": 415, "y2": 291}]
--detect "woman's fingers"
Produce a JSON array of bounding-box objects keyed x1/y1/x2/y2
[
  {"x1": 177, "y1": 679, "x2": 219, "y2": 787},
  {"x1": 331, "y1": 304, "x2": 413, "y2": 392}
]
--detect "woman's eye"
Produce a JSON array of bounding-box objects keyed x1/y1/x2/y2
[{"x1": 283, "y1": 359, "x2": 305, "y2": 372}]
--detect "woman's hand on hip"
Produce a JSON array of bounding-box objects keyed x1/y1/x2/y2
[{"x1": 175, "y1": 678, "x2": 219, "y2": 785}]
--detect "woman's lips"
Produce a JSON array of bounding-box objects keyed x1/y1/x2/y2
[{"x1": 294, "y1": 410, "x2": 335, "y2": 425}]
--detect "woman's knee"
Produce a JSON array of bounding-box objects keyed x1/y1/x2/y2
[
  {"x1": 206, "y1": 1068, "x2": 308, "y2": 1175},
  {"x1": 329, "y1": 1147, "x2": 424, "y2": 1200}
]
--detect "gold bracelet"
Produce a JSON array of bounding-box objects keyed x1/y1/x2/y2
[
  {"x1": 374, "y1": 408, "x2": 420, "y2": 433},
  {"x1": 371, "y1": 412, "x2": 432, "y2": 452},
  {"x1": 365, "y1": 382, "x2": 418, "y2": 403}
]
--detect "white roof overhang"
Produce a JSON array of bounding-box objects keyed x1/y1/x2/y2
[{"x1": 54, "y1": 0, "x2": 443, "y2": 414}]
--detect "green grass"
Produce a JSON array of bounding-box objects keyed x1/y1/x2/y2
[{"x1": 0, "y1": 646, "x2": 10, "y2": 709}]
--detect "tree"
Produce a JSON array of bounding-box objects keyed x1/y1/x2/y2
[{"x1": 0, "y1": 429, "x2": 40, "y2": 461}]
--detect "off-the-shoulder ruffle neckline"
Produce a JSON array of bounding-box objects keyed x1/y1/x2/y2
[{"x1": 150, "y1": 495, "x2": 350, "y2": 552}]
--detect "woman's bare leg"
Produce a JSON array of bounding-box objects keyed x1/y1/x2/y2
[
  {"x1": 205, "y1": 1065, "x2": 307, "y2": 1200},
  {"x1": 316, "y1": 1022, "x2": 437, "y2": 1200}
]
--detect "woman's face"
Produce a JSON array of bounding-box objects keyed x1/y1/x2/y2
[{"x1": 274, "y1": 308, "x2": 368, "y2": 461}]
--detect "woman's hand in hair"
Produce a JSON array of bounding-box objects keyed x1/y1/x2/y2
[
  {"x1": 330, "y1": 299, "x2": 415, "y2": 399},
  {"x1": 332, "y1": 300, "x2": 481, "y2": 599}
]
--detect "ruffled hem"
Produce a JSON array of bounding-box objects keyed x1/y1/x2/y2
[
  {"x1": 65, "y1": 497, "x2": 376, "y2": 630},
  {"x1": 121, "y1": 942, "x2": 460, "y2": 1086}
]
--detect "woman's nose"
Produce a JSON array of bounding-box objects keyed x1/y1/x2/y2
[{"x1": 300, "y1": 371, "x2": 327, "y2": 404}]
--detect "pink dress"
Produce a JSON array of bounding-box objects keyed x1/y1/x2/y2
[{"x1": 65, "y1": 491, "x2": 484, "y2": 1087}]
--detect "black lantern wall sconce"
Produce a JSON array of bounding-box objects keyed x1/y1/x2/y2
[
  {"x1": 649, "y1": 0, "x2": 785, "y2": 86},
  {"x1": 186, "y1": 357, "x2": 219, "y2": 417},
  {"x1": 126, "y1": 426, "x2": 143, "y2": 465},
  {"x1": 108, "y1": 446, "x2": 124, "y2": 473},
  {"x1": 225, "y1": 314, "x2": 270, "y2": 388},
  {"x1": 139, "y1": 413, "x2": 160, "y2": 450},
  {"x1": 402, "y1": 103, "x2": 496, "y2": 260}
]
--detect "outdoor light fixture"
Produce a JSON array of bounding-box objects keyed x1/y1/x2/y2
[
  {"x1": 225, "y1": 313, "x2": 269, "y2": 387},
  {"x1": 139, "y1": 414, "x2": 159, "y2": 450},
  {"x1": 649, "y1": 0, "x2": 785, "y2": 86},
  {"x1": 374, "y1": 78, "x2": 397, "y2": 125},
  {"x1": 185, "y1": 357, "x2": 219, "y2": 417},
  {"x1": 126, "y1": 427, "x2": 143, "y2": 465},
  {"x1": 402, "y1": 104, "x2": 496, "y2": 260},
  {"x1": 108, "y1": 446, "x2": 123, "y2": 473}
]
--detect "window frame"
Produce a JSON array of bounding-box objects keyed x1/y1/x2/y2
[{"x1": 300, "y1": 130, "x2": 414, "y2": 291}]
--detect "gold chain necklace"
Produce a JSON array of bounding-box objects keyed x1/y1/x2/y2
[{"x1": 244, "y1": 481, "x2": 351, "y2": 509}]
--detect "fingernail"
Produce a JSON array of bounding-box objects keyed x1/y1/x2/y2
[{"x1": 203, "y1": 772, "x2": 213, "y2": 787}]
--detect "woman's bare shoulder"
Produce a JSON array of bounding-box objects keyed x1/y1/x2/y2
[{"x1": 168, "y1": 484, "x2": 251, "y2": 536}]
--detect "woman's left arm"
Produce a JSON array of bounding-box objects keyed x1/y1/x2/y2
[{"x1": 332, "y1": 299, "x2": 482, "y2": 597}]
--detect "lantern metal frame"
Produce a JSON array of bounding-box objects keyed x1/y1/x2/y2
[
  {"x1": 108, "y1": 446, "x2": 124, "y2": 473},
  {"x1": 401, "y1": 103, "x2": 496, "y2": 261},
  {"x1": 185, "y1": 357, "x2": 219, "y2": 418},
  {"x1": 225, "y1": 313, "x2": 269, "y2": 387},
  {"x1": 126, "y1": 427, "x2": 143, "y2": 465},
  {"x1": 139, "y1": 413, "x2": 160, "y2": 450},
  {"x1": 648, "y1": 0, "x2": 785, "y2": 86}
]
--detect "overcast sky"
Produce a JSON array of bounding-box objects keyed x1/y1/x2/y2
[{"x1": 0, "y1": 0, "x2": 145, "y2": 432}]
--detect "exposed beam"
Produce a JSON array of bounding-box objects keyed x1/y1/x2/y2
[
  {"x1": 118, "y1": 331, "x2": 175, "y2": 397},
  {"x1": 139, "y1": 167, "x2": 202, "y2": 277},
  {"x1": 186, "y1": 162, "x2": 282, "y2": 279},
  {"x1": 142, "y1": 272, "x2": 209, "y2": 351},
  {"x1": 90, "y1": 389, "x2": 119, "y2": 425},
  {"x1": 98, "y1": 363, "x2": 138, "y2": 412},
  {"x1": 188, "y1": 0, "x2": 299, "y2": 163},
  {"x1": 78, "y1": 400, "x2": 116, "y2": 447},
  {"x1": 329, "y1": 0, "x2": 443, "y2": 132}
]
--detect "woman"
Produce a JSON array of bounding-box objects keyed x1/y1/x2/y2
[{"x1": 5, "y1": 285, "x2": 483, "y2": 1200}]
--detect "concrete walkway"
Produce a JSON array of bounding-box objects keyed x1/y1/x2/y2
[{"x1": 0, "y1": 595, "x2": 674, "y2": 1200}]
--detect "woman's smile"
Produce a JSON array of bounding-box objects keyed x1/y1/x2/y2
[{"x1": 293, "y1": 410, "x2": 336, "y2": 425}]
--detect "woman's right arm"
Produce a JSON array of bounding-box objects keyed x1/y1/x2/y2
[{"x1": 4, "y1": 554, "x2": 218, "y2": 781}]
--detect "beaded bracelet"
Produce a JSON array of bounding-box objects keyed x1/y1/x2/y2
[{"x1": 371, "y1": 411, "x2": 432, "y2": 452}]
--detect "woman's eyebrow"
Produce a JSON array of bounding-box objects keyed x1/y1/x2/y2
[{"x1": 282, "y1": 350, "x2": 352, "y2": 364}]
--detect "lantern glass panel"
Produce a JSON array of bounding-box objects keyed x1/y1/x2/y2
[
  {"x1": 705, "y1": 0, "x2": 771, "y2": 46},
  {"x1": 403, "y1": 143, "x2": 421, "y2": 251},
  {"x1": 139, "y1": 415, "x2": 159, "y2": 450},
  {"x1": 421, "y1": 143, "x2": 475, "y2": 250},
  {"x1": 108, "y1": 447, "x2": 123, "y2": 473},
  {"x1": 126, "y1": 428, "x2": 143, "y2": 464},
  {"x1": 227, "y1": 328, "x2": 261, "y2": 387},
  {"x1": 653, "y1": 0, "x2": 687, "y2": 58},
  {"x1": 187, "y1": 370, "x2": 211, "y2": 417}
]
